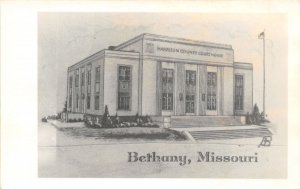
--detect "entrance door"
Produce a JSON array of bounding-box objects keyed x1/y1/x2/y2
[{"x1": 206, "y1": 72, "x2": 217, "y2": 115}]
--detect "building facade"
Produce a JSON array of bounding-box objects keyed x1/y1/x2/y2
[{"x1": 66, "y1": 33, "x2": 253, "y2": 118}]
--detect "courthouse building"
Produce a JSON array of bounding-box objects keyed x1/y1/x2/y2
[{"x1": 66, "y1": 33, "x2": 253, "y2": 122}]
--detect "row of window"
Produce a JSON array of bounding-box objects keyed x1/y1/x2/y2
[
  {"x1": 68, "y1": 65, "x2": 100, "y2": 111},
  {"x1": 161, "y1": 70, "x2": 244, "y2": 112},
  {"x1": 68, "y1": 65, "x2": 132, "y2": 111},
  {"x1": 68, "y1": 66, "x2": 245, "y2": 113}
]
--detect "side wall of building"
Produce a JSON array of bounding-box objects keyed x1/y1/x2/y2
[
  {"x1": 234, "y1": 68, "x2": 253, "y2": 115},
  {"x1": 67, "y1": 56, "x2": 105, "y2": 115},
  {"x1": 103, "y1": 56, "x2": 139, "y2": 116}
]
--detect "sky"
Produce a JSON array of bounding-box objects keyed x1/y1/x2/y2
[{"x1": 38, "y1": 13, "x2": 287, "y2": 126}]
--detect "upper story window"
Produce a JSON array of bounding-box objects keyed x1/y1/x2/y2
[
  {"x1": 186, "y1": 70, "x2": 196, "y2": 86},
  {"x1": 119, "y1": 66, "x2": 131, "y2": 81}
]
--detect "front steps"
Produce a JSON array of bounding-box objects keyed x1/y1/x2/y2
[
  {"x1": 170, "y1": 116, "x2": 244, "y2": 128},
  {"x1": 188, "y1": 126, "x2": 272, "y2": 140}
]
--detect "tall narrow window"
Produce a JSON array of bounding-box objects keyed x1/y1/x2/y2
[
  {"x1": 207, "y1": 72, "x2": 217, "y2": 110},
  {"x1": 94, "y1": 95, "x2": 99, "y2": 110},
  {"x1": 75, "y1": 69, "x2": 79, "y2": 87},
  {"x1": 86, "y1": 65, "x2": 91, "y2": 109},
  {"x1": 81, "y1": 71, "x2": 85, "y2": 87},
  {"x1": 68, "y1": 76, "x2": 73, "y2": 108},
  {"x1": 94, "y1": 66, "x2": 100, "y2": 110},
  {"x1": 95, "y1": 66, "x2": 100, "y2": 93},
  {"x1": 185, "y1": 70, "x2": 196, "y2": 113},
  {"x1": 162, "y1": 69, "x2": 174, "y2": 111},
  {"x1": 118, "y1": 66, "x2": 131, "y2": 110},
  {"x1": 80, "y1": 68, "x2": 85, "y2": 113},
  {"x1": 75, "y1": 69, "x2": 79, "y2": 110},
  {"x1": 235, "y1": 75, "x2": 244, "y2": 110},
  {"x1": 76, "y1": 94, "x2": 79, "y2": 109},
  {"x1": 87, "y1": 94, "x2": 91, "y2": 110}
]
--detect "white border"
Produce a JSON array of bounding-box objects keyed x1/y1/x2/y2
[{"x1": 1, "y1": 1, "x2": 300, "y2": 189}]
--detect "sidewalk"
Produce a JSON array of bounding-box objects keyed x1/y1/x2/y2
[
  {"x1": 47, "y1": 120, "x2": 85, "y2": 128},
  {"x1": 170, "y1": 125, "x2": 271, "y2": 132}
]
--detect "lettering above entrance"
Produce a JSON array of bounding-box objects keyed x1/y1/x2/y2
[{"x1": 144, "y1": 41, "x2": 233, "y2": 64}]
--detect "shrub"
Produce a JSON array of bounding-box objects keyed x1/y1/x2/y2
[
  {"x1": 102, "y1": 105, "x2": 113, "y2": 128},
  {"x1": 246, "y1": 112, "x2": 252, "y2": 124},
  {"x1": 246, "y1": 104, "x2": 270, "y2": 125},
  {"x1": 41, "y1": 117, "x2": 47, "y2": 122}
]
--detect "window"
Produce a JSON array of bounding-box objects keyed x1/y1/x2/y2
[
  {"x1": 76, "y1": 94, "x2": 79, "y2": 109},
  {"x1": 207, "y1": 72, "x2": 217, "y2": 110},
  {"x1": 74, "y1": 69, "x2": 79, "y2": 111},
  {"x1": 80, "y1": 69, "x2": 85, "y2": 113},
  {"x1": 95, "y1": 66, "x2": 100, "y2": 93},
  {"x1": 118, "y1": 95, "x2": 130, "y2": 110},
  {"x1": 81, "y1": 71, "x2": 85, "y2": 86},
  {"x1": 95, "y1": 95, "x2": 99, "y2": 110},
  {"x1": 87, "y1": 70, "x2": 91, "y2": 87},
  {"x1": 75, "y1": 69, "x2": 79, "y2": 87},
  {"x1": 118, "y1": 66, "x2": 131, "y2": 110},
  {"x1": 162, "y1": 69, "x2": 174, "y2": 111},
  {"x1": 86, "y1": 65, "x2": 91, "y2": 109},
  {"x1": 186, "y1": 70, "x2": 196, "y2": 113},
  {"x1": 68, "y1": 76, "x2": 73, "y2": 108},
  {"x1": 235, "y1": 75, "x2": 244, "y2": 110},
  {"x1": 186, "y1": 70, "x2": 196, "y2": 85},
  {"x1": 87, "y1": 94, "x2": 91, "y2": 109},
  {"x1": 119, "y1": 66, "x2": 131, "y2": 81},
  {"x1": 94, "y1": 66, "x2": 101, "y2": 110}
]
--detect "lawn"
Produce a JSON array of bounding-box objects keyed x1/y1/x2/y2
[{"x1": 57, "y1": 126, "x2": 187, "y2": 141}]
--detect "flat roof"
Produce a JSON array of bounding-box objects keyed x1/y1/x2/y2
[
  {"x1": 68, "y1": 49, "x2": 139, "y2": 70},
  {"x1": 116, "y1": 33, "x2": 233, "y2": 50},
  {"x1": 234, "y1": 62, "x2": 253, "y2": 70}
]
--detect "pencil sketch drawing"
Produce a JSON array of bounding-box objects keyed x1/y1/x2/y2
[{"x1": 38, "y1": 13, "x2": 287, "y2": 178}]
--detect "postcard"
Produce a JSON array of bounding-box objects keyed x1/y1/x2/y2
[
  {"x1": 38, "y1": 12, "x2": 287, "y2": 178},
  {"x1": 1, "y1": 1, "x2": 300, "y2": 189}
]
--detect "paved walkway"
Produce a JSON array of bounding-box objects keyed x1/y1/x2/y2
[
  {"x1": 47, "y1": 120, "x2": 85, "y2": 128},
  {"x1": 170, "y1": 125, "x2": 264, "y2": 132}
]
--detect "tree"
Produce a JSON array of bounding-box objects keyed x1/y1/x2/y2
[
  {"x1": 62, "y1": 100, "x2": 67, "y2": 113},
  {"x1": 253, "y1": 104, "x2": 260, "y2": 124},
  {"x1": 102, "y1": 105, "x2": 112, "y2": 127}
]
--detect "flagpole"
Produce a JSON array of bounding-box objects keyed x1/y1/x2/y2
[
  {"x1": 263, "y1": 31, "x2": 266, "y2": 117},
  {"x1": 258, "y1": 30, "x2": 266, "y2": 118}
]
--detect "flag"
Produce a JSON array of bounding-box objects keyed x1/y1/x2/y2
[{"x1": 258, "y1": 31, "x2": 265, "y2": 39}]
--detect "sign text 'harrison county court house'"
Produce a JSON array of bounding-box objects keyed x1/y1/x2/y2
[{"x1": 66, "y1": 33, "x2": 253, "y2": 125}]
